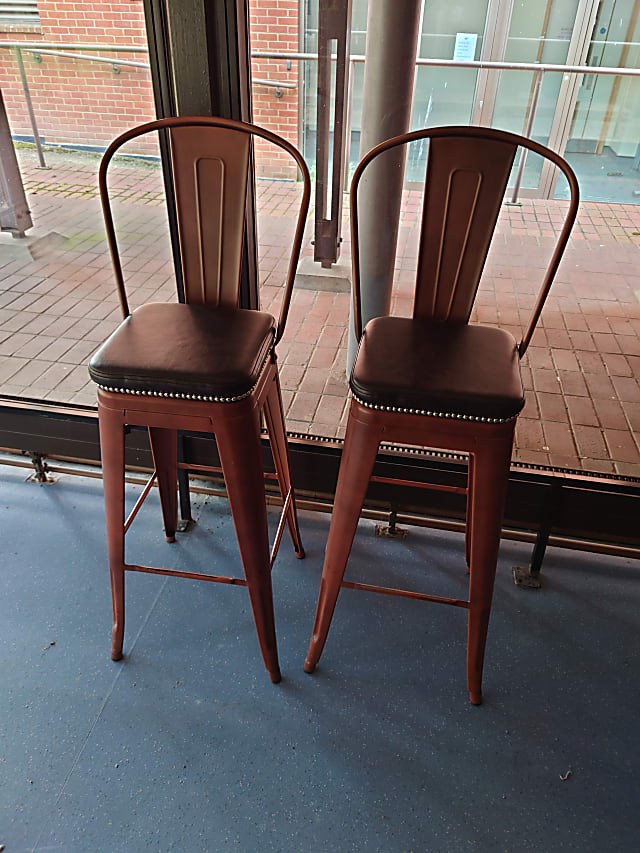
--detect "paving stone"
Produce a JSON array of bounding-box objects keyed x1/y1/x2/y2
[
  {"x1": 543, "y1": 421, "x2": 577, "y2": 456},
  {"x1": 536, "y1": 391, "x2": 567, "y2": 422},
  {"x1": 604, "y1": 429, "x2": 640, "y2": 463},
  {"x1": 532, "y1": 368, "x2": 561, "y2": 394},
  {"x1": 558, "y1": 370, "x2": 588, "y2": 396},
  {"x1": 573, "y1": 425, "x2": 609, "y2": 460},
  {"x1": 288, "y1": 391, "x2": 320, "y2": 422},
  {"x1": 566, "y1": 395, "x2": 599, "y2": 427},
  {"x1": 621, "y1": 402, "x2": 640, "y2": 432},
  {"x1": 612, "y1": 376, "x2": 640, "y2": 403},
  {"x1": 0, "y1": 356, "x2": 30, "y2": 383},
  {"x1": 0, "y1": 332, "x2": 34, "y2": 356},
  {"x1": 5, "y1": 359, "x2": 54, "y2": 387}
]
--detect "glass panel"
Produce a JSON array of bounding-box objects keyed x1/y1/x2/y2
[
  {"x1": 561, "y1": 0, "x2": 640, "y2": 203},
  {"x1": 491, "y1": 0, "x2": 581, "y2": 188},
  {"x1": 0, "y1": 14, "x2": 159, "y2": 406},
  {"x1": 250, "y1": 1, "x2": 349, "y2": 440},
  {"x1": 300, "y1": 0, "x2": 368, "y2": 179},
  {"x1": 408, "y1": 2, "x2": 491, "y2": 181}
]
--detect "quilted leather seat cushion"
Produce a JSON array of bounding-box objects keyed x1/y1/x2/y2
[
  {"x1": 88, "y1": 303, "x2": 275, "y2": 399},
  {"x1": 350, "y1": 316, "x2": 525, "y2": 421}
]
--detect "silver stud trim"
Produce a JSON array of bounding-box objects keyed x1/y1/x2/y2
[
  {"x1": 352, "y1": 394, "x2": 517, "y2": 424},
  {"x1": 97, "y1": 351, "x2": 271, "y2": 403}
]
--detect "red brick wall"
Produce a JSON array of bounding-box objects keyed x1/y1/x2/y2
[
  {"x1": 0, "y1": 2, "x2": 155, "y2": 152},
  {"x1": 0, "y1": 0, "x2": 301, "y2": 176},
  {"x1": 249, "y1": 0, "x2": 300, "y2": 179}
]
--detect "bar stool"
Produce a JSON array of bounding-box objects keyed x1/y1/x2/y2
[
  {"x1": 304, "y1": 126, "x2": 578, "y2": 703},
  {"x1": 88, "y1": 117, "x2": 310, "y2": 683}
]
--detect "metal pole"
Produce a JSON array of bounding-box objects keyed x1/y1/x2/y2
[
  {"x1": 313, "y1": 0, "x2": 352, "y2": 268},
  {"x1": 509, "y1": 68, "x2": 544, "y2": 204},
  {"x1": 347, "y1": 0, "x2": 422, "y2": 371},
  {"x1": 14, "y1": 47, "x2": 47, "y2": 168},
  {"x1": 343, "y1": 57, "x2": 355, "y2": 188}
]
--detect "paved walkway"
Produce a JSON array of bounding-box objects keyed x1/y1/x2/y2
[{"x1": 1, "y1": 149, "x2": 639, "y2": 476}]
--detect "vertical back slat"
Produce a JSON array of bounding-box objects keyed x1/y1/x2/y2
[
  {"x1": 414, "y1": 135, "x2": 517, "y2": 323},
  {"x1": 169, "y1": 125, "x2": 250, "y2": 307}
]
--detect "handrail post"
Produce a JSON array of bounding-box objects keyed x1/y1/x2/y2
[
  {"x1": 343, "y1": 56, "x2": 355, "y2": 188},
  {"x1": 313, "y1": 0, "x2": 352, "y2": 268},
  {"x1": 508, "y1": 68, "x2": 544, "y2": 205},
  {"x1": 15, "y1": 47, "x2": 48, "y2": 169}
]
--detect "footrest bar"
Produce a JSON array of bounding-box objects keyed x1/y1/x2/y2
[
  {"x1": 177, "y1": 461, "x2": 278, "y2": 481},
  {"x1": 124, "y1": 471, "x2": 157, "y2": 534},
  {"x1": 340, "y1": 580, "x2": 469, "y2": 608},
  {"x1": 370, "y1": 475, "x2": 467, "y2": 495},
  {"x1": 125, "y1": 563, "x2": 247, "y2": 586},
  {"x1": 270, "y1": 487, "x2": 293, "y2": 569}
]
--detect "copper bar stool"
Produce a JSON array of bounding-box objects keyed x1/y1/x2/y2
[
  {"x1": 88, "y1": 117, "x2": 310, "y2": 683},
  {"x1": 304, "y1": 126, "x2": 579, "y2": 704}
]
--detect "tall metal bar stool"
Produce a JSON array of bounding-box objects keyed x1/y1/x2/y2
[
  {"x1": 88, "y1": 117, "x2": 310, "y2": 683},
  {"x1": 304, "y1": 126, "x2": 578, "y2": 703}
]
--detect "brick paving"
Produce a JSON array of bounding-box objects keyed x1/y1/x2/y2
[{"x1": 1, "y1": 149, "x2": 639, "y2": 477}]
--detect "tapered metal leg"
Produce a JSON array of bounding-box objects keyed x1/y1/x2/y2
[
  {"x1": 304, "y1": 403, "x2": 381, "y2": 673},
  {"x1": 149, "y1": 426, "x2": 178, "y2": 542},
  {"x1": 465, "y1": 454, "x2": 474, "y2": 572},
  {"x1": 263, "y1": 369, "x2": 305, "y2": 558},
  {"x1": 215, "y1": 409, "x2": 281, "y2": 683},
  {"x1": 466, "y1": 429, "x2": 514, "y2": 705},
  {"x1": 98, "y1": 403, "x2": 126, "y2": 661}
]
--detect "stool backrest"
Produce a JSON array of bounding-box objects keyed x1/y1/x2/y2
[
  {"x1": 99, "y1": 117, "x2": 310, "y2": 343},
  {"x1": 351, "y1": 126, "x2": 579, "y2": 357}
]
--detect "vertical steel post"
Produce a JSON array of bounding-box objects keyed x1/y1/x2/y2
[
  {"x1": 508, "y1": 68, "x2": 545, "y2": 204},
  {"x1": 0, "y1": 89, "x2": 33, "y2": 236},
  {"x1": 342, "y1": 57, "x2": 355, "y2": 188},
  {"x1": 314, "y1": 0, "x2": 352, "y2": 268},
  {"x1": 347, "y1": 0, "x2": 422, "y2": 370},
  {"x1": 15, "y1": 48, "x2": 47, "y2": 168}
]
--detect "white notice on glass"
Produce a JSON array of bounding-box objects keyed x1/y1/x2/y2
[{"x1": 453, "y1": 32, "x2": 477, "y2": 62}]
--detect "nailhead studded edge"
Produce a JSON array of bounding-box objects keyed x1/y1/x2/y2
[
  {"x1": 352, "y1": 393, "x2": 518, "y2": 424},
  {"x1": 96, "y1": 351, "x2": 272, "y2": 404}
]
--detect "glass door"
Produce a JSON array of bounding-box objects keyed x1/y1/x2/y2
[
  {"x1": 559, "y1": 0, "x2": 640, "y2": 202},
  {"x1": 407, "y1": 0, "x2": 493, "y2": 180},
  {"x1": 489, "y1": 0, "x2": 588, "y2": 194}
]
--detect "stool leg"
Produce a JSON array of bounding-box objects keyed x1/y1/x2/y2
[
  {"x1": 465, "y1": 454, "x2": 474, "y2": 573},
  {"x1": 215, "y1": 411, "x2": 281, "y2": 683},
  {"x1": 149, "y1": 427, "x2": 178, "y2": 542},
  {"x1": 263, "y1": 369, "x2": 305, "y2": 559},
  {"x1": 466, "y1": 430, "x2": 514, "y2": 705},
  {"x1": 304, "y1": 407, "x2": 381, "y2": 673},
  {"x1": 99, "y1": 404, "x2": 126, "y2": 661}
]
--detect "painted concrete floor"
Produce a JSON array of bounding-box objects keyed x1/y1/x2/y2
[{"x1": 1, "y1": 465, "x2": 639, "y2": 852}]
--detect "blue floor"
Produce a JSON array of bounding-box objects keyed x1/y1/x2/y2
[{"x1": 1, "y1": 465, "x2": 639, "y2": 852}]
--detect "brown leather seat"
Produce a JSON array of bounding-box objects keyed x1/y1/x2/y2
[
  {"x1": 351, "y1": 316, "x2": 524, "y2": 421},
  {"x1": 89, "y1": 303, "x2": 275, "y2": 399}
]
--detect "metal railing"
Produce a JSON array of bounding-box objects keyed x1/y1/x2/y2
[
  {"x1": 0, "y1": 41, "x2": 293, "y2": 167},
  {"x1": 2, "y1": 40, "x2": 639, "y2": 199},
  {"x1": 254, "y1": 50, "x2": 640, "y2": 200}
]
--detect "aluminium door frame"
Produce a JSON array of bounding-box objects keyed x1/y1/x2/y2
[
  {"x1": 473, "y1": 0, "x2": 601, "y2": 199},
  {"x1": 538, "y1": 0, "x2": 601, "y2": 199}
]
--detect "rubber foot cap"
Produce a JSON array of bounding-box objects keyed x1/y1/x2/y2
[
  {"x1": 469, "y1": 691, "x2": 482, "y2": 705},
  {"x1": 111, "y1": 650, "x2": 123, "y2": 661},
  {"x1": 269, "y1": 670, "x2": 282, "y2": 684},
  {"x1": 295, "y1": 547, "x2": 306, "y2": 560},
  {"x1": 303, "y1": 660, "x2": 315, "y2": 674},
  {"x1": 166, "y1": 535, "x2": 176, "y2": 543}
]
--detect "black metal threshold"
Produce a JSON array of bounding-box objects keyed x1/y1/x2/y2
[{"x1": 1, "y1": 396, "x2": 639, "y2": 574}]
